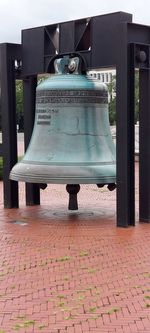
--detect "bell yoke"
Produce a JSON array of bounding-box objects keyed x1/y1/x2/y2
[{"x1": 10, "y1": 56, "x2": 116, "y2": 210}]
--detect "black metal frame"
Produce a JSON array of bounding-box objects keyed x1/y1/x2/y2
[{"x1": 0, "y1": 11, "x2": 150, "y2": 226}]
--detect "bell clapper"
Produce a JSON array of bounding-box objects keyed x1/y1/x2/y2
[{"x1": 66, "y1": 184, "x2": 80, "y2": 210}]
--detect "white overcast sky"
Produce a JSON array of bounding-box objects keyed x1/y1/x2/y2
[{"x1": 0, "y1": 0, "x2": 150, "y2": 43}]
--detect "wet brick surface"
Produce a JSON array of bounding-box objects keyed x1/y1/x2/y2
[{"x1": 0, "y1": 163, "x2": 150, "y2": 332}]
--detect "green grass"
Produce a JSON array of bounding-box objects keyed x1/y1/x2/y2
[
  {"x1": 107, "y1": 307, "x2": 120, "y2": 314},
  {"x1": 38, "y1": 324, "x2": 46, "y2": 330},
  {"x1": 89, "y1": 307, "x2": 97, "y2": 313},
  {"x1": 56, "y1": 256, "x2": 71, "y2": 262},
  {"x1": 145, "y1": 303, "x2": 150, "y2": 308},
  {"x1": 79, "y1": 251, "x2": 89, "y2": 257},
  {"x1": 144, "y1": 295, "x2": 150, "y2": 300},
  {"x1": 88, "y1": 268, "x2": 97, "y2": 274},
  {"x1": 57, "y1": 295, "x2": 66, "y2": 299}
]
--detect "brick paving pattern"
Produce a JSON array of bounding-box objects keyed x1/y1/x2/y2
[{"x1": 0, "y1": 163, "x2": 150, "y2": 332}]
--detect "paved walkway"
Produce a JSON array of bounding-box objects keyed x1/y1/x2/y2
[{"x1": 0, "y1": 163, "x2": 150, "y2": 332}]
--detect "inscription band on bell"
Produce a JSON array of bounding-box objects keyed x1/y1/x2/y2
[{"x1": 36, "y1": 89, "x2": 108, "y2": 104}]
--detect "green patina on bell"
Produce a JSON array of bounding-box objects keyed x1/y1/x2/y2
[{"x1": 10, "y1": 56, "x2": 116, "y2": 209}]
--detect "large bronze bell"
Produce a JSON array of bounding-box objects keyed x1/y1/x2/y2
[{"x1": 10, "y1": 56, "x2": 116, "y2": 209}]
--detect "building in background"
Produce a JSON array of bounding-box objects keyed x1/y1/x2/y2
[
  {"x1": 88, "y1": 68, "x2": 115, "y2": 84},
  {"x1": 88, "y1": 68, "x2": 116, "y2": 101}
]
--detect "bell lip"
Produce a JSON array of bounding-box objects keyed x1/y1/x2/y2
[
  {"x1": 10, "y1": 176, "x2": 116, "y2": 185},
  {"x1": 10, "y1": 160, "x2": 116, "y2": 184},
  {"x1": 10, "y1": 172, "x2": 116, "y2": 185}
]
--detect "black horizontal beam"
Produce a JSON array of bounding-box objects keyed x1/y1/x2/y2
[{"x1": 22, "y1": 11, "x2": 132, "y2": 75}]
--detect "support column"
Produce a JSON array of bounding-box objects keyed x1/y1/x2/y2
[
  {"x1": 23, "y1": 76, "x2": 40, "y2": 205},
  {"x1": 116, "y1": 31, "x2": 135, "y2": 226},
  {"x1": 139, "y1": 66, "x2": 150, "y2": 222},
  {"x1": 0, "y1": 44, "x2": 19, "y2": 208}
]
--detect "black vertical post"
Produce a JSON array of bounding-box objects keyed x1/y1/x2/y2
[
  {"x1": 116, "y1": 29, "x2": 135, "y2": 226},
  {"x1": 139, "y1": 65, "x2": 150, "y2": 222},
  {"x1": 23, "y1": 76, "x2": 40, "y2": 205},
  {"x1": 0, "y1": 44, "x2": 19, "y2": 208}
]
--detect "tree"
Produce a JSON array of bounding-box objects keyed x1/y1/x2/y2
[
  {"x1": 15, "y1": 76, "x2": 49, "y2": 131},
  {"x1": 16, "y1": 80, "x2": 24, "y2": 131},
  {"x1": 107, "y1": 71, "x2": 139, "y2": 125},
  {"x1": 134, "y1": 71, "x2": 139, "y2": 123},
  {"x1": 107, "y1": 75, "x2": 116, "y2": 125}
]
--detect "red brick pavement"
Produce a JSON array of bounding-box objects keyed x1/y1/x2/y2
[{"x1": 0, "y1": 163, "x2": 150, "y2": 333}]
